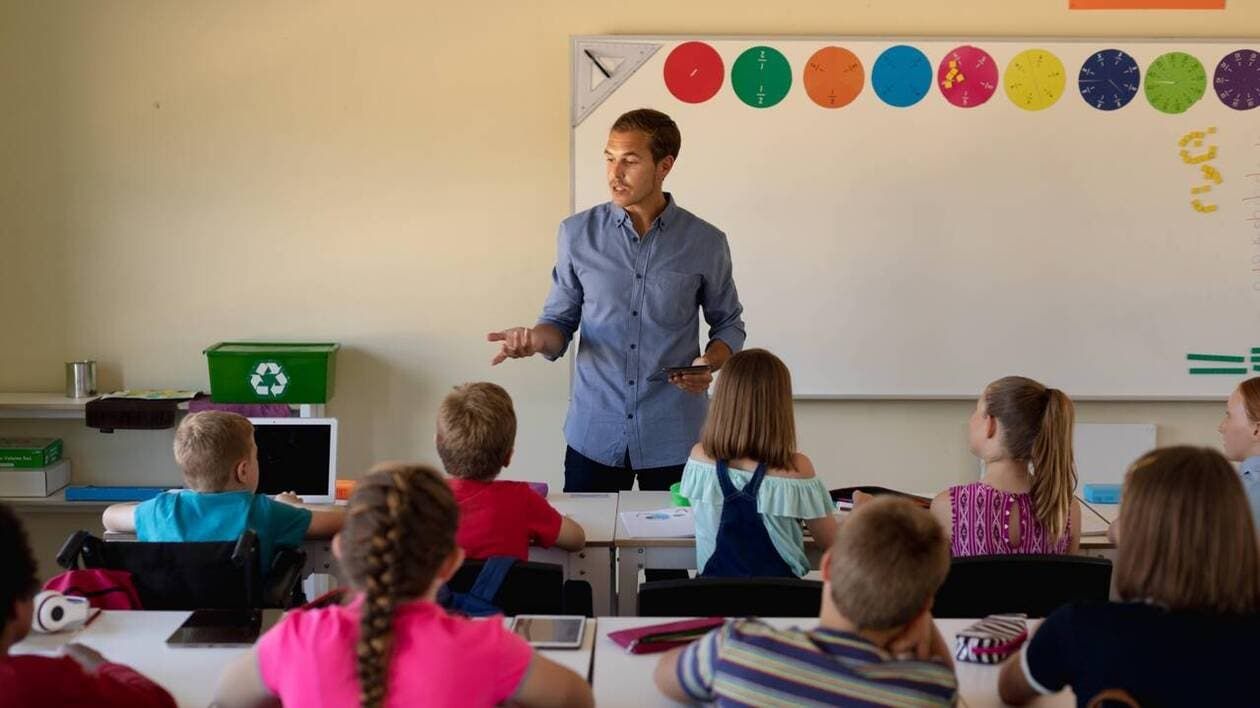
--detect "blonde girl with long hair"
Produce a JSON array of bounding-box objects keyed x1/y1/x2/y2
[
  {"x1": 680, "y1": 348, "x2": 838, "y2": 578},
  {"x1": 931, "y1": 376, "x2": 1081, "y2": 556}
]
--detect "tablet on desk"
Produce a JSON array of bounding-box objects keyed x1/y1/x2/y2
[
  {"x1": 509, "y1": 615, "x2": 586, "y2": 650},
  {"x1": 165, "y1": 609, "x2": 283, "y2": 647}
]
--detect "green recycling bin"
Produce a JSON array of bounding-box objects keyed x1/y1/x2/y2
[{"x1": 204, "y1": 342, "x2": 339, "y2": 404}]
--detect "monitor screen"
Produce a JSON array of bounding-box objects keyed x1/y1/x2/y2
[{"x1": 249, "y1": 418, "x2": 337, "y2": 501}]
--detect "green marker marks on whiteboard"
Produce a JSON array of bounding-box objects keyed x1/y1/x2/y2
[
  {"x1": 1189, "y1": 368, "x2": 1248, "y2": 374},
  {"x1": 732, "y1": 46, "x2": 792, "y2": 108},
  {"x1": 1186, "y1": 353, "x2": 1246, "y2": 362}
]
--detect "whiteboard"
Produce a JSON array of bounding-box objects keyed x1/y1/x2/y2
[{"x1": 572, "y1": 36, "x2": 1260, "y2": 398}]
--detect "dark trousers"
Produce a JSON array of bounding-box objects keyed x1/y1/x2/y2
[
  {"x1": 563, "y1": 446, "x2": 685, "y2": 492},
  {"x1": 563, "y1": 446, "x2": 689, "y2": 581}
]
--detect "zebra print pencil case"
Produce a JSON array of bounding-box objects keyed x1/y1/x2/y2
[{"x1": 953, "y1": 613, "x2": 1029, "y2": 664}]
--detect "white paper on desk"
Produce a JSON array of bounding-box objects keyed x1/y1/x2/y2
[{"x1": 619, "y1": 507, "x2": 695, "y2": 537}]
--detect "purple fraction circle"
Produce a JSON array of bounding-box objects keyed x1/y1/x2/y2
[{"x1": 1214, "y1": 49, "x2": 1260, "y2": 111}]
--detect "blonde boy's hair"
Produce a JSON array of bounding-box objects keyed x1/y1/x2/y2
[
  {"x1": 436, "y1": 382, "x2": 516, "y2": 482},
  {"x1": 173, "y1": 411, "x2": 255, "y2": 492},
  {"x1": 828, "y1": 497, "x2": 950, "y2": 630}
]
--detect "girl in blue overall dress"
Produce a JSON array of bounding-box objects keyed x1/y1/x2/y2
[{"x1": 679, "y1": 349, "x2": 838, "y2": 578}]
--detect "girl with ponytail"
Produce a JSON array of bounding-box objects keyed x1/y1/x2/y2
[
  {"x1": 211, "y1": 463, "x2": 593, "y2": 708},
  {"x1": 930, "y1": 376, "x2": 1082, "y2": 556}
]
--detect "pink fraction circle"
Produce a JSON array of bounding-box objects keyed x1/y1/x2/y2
[
  {"x1": 938, "y1": 45, "x2": 999, "y2": 108},
  {"x1": 664, "y1": 42, "x2": 725, "y2": 104}
]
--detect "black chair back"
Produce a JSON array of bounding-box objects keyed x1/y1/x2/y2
[
  {"x1": 447, "y1": 559, "x2": 592, "y2": 616},
  {"x1": 56, "y1": 530, "x2": 305, "y2": 610},
  {"x1": 933, "y1": 554, "x2": 1112, "y2": 618},
  {"x1": 638, "y1": 577, "x2": 823, "y2": 617}
]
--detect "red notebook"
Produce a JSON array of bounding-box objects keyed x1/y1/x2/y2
[{"x1": 607, "y1": 618, "x2": 726, "y2": 654}]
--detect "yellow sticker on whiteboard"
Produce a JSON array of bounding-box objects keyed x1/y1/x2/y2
[{"x1": 1004, "y1": 49, "x2": 1067, "y2": 111}]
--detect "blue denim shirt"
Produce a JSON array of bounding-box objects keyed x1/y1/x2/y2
[
  {"x1": 1241, "y1": 456, "x2": 1260, "y2": 530},
  {"x1": 538, "y1": 195, "x2": 745, "y2": 468}
]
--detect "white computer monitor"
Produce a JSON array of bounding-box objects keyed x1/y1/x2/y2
[{"x1": 248, "y1": 417, "x2": 338, "y2": 504}]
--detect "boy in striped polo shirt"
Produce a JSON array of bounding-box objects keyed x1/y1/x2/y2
[{"x1": 654, "y1": 496, "x2": 958, "y2": 706}]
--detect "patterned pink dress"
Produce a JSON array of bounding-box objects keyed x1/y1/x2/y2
[{"x1": 948, "y1": 481, "x2": 1071, "y2": 557}]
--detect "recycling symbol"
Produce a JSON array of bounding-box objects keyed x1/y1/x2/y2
[{"x1": 250, "y1": 361, "x2": 289, "y2": 397}]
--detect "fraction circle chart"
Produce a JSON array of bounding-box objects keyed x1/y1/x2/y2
[
  {"x1": 1078, "y1": 49, "x2": 1141, "y2": 111},
  {"x1": 1213, "y1": 49, "x2": 1260, "y2": 111},
  {"x1": 872, "y1": 45, "x2": 932, "y2": 108},
  {"x1": 1144, "y1": 51, "x2": 1207, "y2": 115},
  {"x1": 938, "y1": 45, "x2": 998, "y2": 108},
  {"x1": 663, "y1": 41, "x2": 725, "y2": 104},
  {"x1": 1004, "y1": 48, "x2": 1066, "y2": 111},
  {"x1": 803, "y1": 46, "x2": 865, "y2": 109},
  {"x1": 731, "y1": 46, "x2": 793, "y2": 108}
]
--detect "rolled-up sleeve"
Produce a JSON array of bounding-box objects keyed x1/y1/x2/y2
[
  {"x1": 537, "y1": 223, "x2": 583, "y2": 360},
  {"x1": 702, "y1": 233, "x2": 745, "y2": 353}
]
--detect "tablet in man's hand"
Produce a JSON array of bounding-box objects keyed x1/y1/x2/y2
[{"x1": 647, "y1": 364, "x2": 713, "y2": 383}]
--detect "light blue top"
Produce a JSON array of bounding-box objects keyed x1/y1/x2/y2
[
  {"x1": 679, "y1": 458, "x2": 833, "y2": 577},
  {"x1": 135, "y1": 489, "x2": 311, "y2": 571},
  {"x1": 537, "y1": 195, "x2": 746, "y2": 468},
  {"x1": 1241, "y1": 457, "x2": 1260, "y2": 530}
]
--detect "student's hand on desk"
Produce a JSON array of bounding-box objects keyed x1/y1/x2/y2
[
  {"x1": 889, "y1": 611, "x2": 935, "y2": 661},
  {"x1": 669, "y1": 357, "x2": 713, "y2": 395},
  {"x1": 274, "y1": 492, "x2": 303, "y2": 506},
  {"x1": 63, "y1": 643, "x2": 107, "y2": 672}
]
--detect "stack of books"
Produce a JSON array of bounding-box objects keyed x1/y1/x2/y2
[{"x1": 0, "y1": 437, "x2": 70, "y2": 497}]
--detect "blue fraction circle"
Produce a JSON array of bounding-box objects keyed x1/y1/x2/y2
[
  {"x1": 1078, "y1": 49, "x2": 1141, "y2": 111},
  {"x1": 872, "y1": 45, "x2": 933, "y2": 108}
]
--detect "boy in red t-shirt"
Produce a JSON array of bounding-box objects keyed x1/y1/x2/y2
[
  {"x1": 0, "y1": 503, "x2": 175, "y2": 707},
  {"x1": 438, "y1": 382, "x2": 585, "y2": 559}
]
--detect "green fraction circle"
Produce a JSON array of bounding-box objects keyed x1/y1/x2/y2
[
  {"x1": 1144, "y1": 51, "x2": 1207, "y2": 115},
  {"x1": 732, "y1": 46, "x2": 793, "y2": 108}
]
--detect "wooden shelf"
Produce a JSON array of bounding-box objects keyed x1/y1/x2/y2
[{"x1": 0, "y1": 393, "x2": 97, "y2": 420}]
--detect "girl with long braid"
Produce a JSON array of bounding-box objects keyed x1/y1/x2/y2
[{"x1": 212, "y1": 462, "x2": 593, "y2": 708}]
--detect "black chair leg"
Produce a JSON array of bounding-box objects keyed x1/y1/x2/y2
[{"x1": 562, "y1": 580, "x2": 594, "y2": 617}]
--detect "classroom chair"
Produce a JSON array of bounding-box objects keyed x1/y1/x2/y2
[
  {"x1": 446, "y1": 559, "x2": 594, "y2": 617},
  {"x1": 637, "y1": 577, "x2": 823, "y2": 617},
  {"x1": 932, "y1": 554, "x2": 1112, "y2": 618},
  {"x1": 55, "y1": 529, "x2": 306, "y2": 611}
]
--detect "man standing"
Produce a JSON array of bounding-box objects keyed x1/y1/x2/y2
[{"x1": 489, "y1": 108, "x2": 745, "y2": 492}]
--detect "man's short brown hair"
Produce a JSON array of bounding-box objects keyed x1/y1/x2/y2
[
  {"x1": 828, "y1": 497, "x2": 950, "y2": 630},
  {"x1": 436, "y1": 382, "x2": 517, "y2": 481},
  {"x1": 173, "y1": 411, "x2": 255, "y2": 491},
  {"x1": 611, "y1": 108, "x2": 680, "y2": 163}
]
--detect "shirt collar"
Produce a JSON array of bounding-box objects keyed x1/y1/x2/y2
[
  {"x1": 1242, "y1": 456, "x2": 1260, "y2": 478},
  {"x1": 612, "y1": 192, "x2": 677, "y2": 232}
]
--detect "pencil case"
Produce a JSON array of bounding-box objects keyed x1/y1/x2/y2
[{"x1": 953, "y1": 613, "x2": 1028, "y2": 664}]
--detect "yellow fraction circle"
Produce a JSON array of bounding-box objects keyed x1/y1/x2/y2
[{"x1": 1004, "y1": 49, "x2": 1066, "y2": 111}]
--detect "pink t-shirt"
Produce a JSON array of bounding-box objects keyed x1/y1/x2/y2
[{"x1": 256, "y1": 596, "x2": 533, "y2": 707}]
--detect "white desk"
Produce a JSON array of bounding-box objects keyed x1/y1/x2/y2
[
  {"x1": 591, "y1": 616, "x2": 1075, "y2": 707},
  {"x1": 12, "y1": 610, "x2": 597, "y2": 708}
]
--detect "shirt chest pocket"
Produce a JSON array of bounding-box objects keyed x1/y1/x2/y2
[{"x1": 644, "y1": 271, "x2": 701, "y2": 328}]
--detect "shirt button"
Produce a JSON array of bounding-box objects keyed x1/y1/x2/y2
[
  {"x1": 636, "y1": 274, "x2": 642, "y2": 279},
  {"x1": 628, "y1": 380, "x2": 635, "y2": 385},
  {"x1": 632, "y1": 310, "x2": 638, "y2": 316},
  {"x1": 630, "y1": 344, "x2": 636, "y2": 350},
  {"x1": 627, "y1": 414, "x2": 634, "y2": 419}
]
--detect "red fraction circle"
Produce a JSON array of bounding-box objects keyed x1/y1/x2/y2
[{"x1": 664, "y1": 42, "x2": 725, "y2": 103}]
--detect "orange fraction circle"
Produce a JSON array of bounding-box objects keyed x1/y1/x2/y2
[{"x1": 803, "y1": 46, "x2": 865, "y2": 108}]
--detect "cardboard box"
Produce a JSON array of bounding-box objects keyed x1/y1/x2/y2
[
  {"x1": 0, "y1": 458, "x2": 71, "y2": 497},
  {"x1": 0, "y1": 438, "x2": 63, "y2": 468}
]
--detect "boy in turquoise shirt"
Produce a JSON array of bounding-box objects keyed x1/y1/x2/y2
[{"x1": 103, "y1": 411, "x2": 343, "y2": 570}]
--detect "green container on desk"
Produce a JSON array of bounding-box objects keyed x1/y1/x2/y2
[
  {"x1": 669, "y1": 482, "x2": 690, "y2": 507},
  {"x1": 204, "y1": 342, "x2": 339, "y2": 404}
]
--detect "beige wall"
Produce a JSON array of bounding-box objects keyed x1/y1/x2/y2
[{"x1": 1, "y1": 1, "x2": 1252, "y2": 505}]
